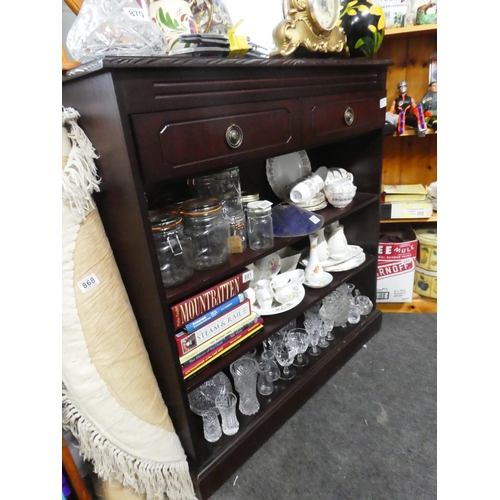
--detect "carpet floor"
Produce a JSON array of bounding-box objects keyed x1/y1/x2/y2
[{"x1": 208, "y1": 312, "x2": 437, "y2": 500}]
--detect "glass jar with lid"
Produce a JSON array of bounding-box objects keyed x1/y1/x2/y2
[
  {"x1": 246, "y1": 200, "x2": 274, "y2": 250},
  {"x1": 149, "y1": 209, "x2": 194, "y2": 288},
  {"x1": 180, "y1": 197, "x2": 231, "y2": 270}
]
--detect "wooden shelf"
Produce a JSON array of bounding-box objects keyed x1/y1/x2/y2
[
  {"x1": 381, "y1": 210, "x2": 437, "y2": 224},
  {"x1": 385, "y1": 24, "x2": 437, "y2": 38},
  {"x1": 377, "y1": 293, "x2": 436, "y2": 313},
  {"x1": 391, "y1": 128, "x2": 436, "y2": 137}
]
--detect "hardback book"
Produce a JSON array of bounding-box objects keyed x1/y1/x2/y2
[
  {"x1": 182, "y1": 320, "x2": 264, "y2": 379},
  {"x1": 178, "y1": 309, "x2": 258, "y2": 364},
  {"x1": 181, "y1": 315, "x2": 262, "y2": 368},
  {"x1": 181, "y1": 290, "x2": 252, "y2": 334},
  {"x1": 171, "y1": 269, "x2": 253, "y2": 330},
  {"x1": 382, "y1": 184, "x2": 428, "y2": 202}
]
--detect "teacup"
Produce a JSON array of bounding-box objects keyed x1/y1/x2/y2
[{"x1": 271, "y1": 270, "x2": 305, "y2": 304}]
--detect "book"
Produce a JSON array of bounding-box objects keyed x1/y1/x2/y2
[
  {"x1": 181, "y1": 290, "x2": 251, "y2": 334},
  {"x1": 382, "y1": 184, "x2": 428, "y2": 202},
  {"x1": 178, "y1": 311, "x2": 258, "y2": 364},
  {"x1": 175, "y1": 299, "x2": 253, "y2": 359},
  {"x1": 380, "y1": 200, "x2": 433, "y2": 220},
  {"x1": 182, "y1": 321, "x2": 264, "y2": 379},
  {"x1": 171, "y1": 269, "x2": 253, "y2": 330},
  {"x1": 181, "y1": 315, "x2": 262, "y2": 369}
]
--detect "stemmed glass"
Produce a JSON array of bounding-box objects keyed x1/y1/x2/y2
[
  {"x1": 272, "y1": 339, "x2": 297, "y2": 380},
  {"x1": 287, "y1": 328, "x2": 310, "y2": 367},
  {"x1": 307, "y1": 329, "x2": 321, "y2": 357}
]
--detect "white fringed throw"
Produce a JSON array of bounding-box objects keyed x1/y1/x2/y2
[{"x1": 62, "y1": 107, "x2": 197, "y2": 500}]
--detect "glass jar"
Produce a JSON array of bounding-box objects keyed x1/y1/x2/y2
[
  {"x1": 227, "y1": 210, "x2": 247, "y2": 253},
  {"x1": 149, "y1": 209, "x2": 194, "y2": 288},
  {"x1": 246, "y1": 200, "x2": 274, "y2": 250},
  {"x1": 188, "y1": 167, "x2": 243, "y2": 219},
  {"x1": 180, "y1": 197, "x2": 231, "y2": 270}
]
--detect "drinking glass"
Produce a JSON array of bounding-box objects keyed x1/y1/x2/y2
[
  {"x1": 201, "y1": 410, "x2": 222, "y2": 443},
  {"x1": 257, "y1": 360, "x2": 275, "y2": 396},
  {"x1": 272, "y1": 339, "x2": 296, "y2": 380},
  {"x1": 308, "y1": 329, "x2": 321, "y2": 356},
  {"x1": 230, "y1": 357, "x2": 260, "y2": 416},
  {"x1": 259, "y1": 350, "x2": 281, "y2": 381},
  {"x1": 215, "y1": 392, "x2": 239, "y2": 436},
  {"x1": 287, "y1": 328, "x2": 310, "y2": 367},
  {"x1": 354, "y1": 289, "x2": 374, "y2": 316}
]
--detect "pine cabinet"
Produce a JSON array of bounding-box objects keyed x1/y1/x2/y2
[{"x1": 63, "y1": 56, "x2": 391, "y2": 499}]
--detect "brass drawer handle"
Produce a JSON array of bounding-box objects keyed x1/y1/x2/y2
[
  {"x1": 225, "y1": 124, "x2": 244, "y2": 148},
  {"x1": 344, "y1": 107, "x2": 354, "y2": 126}
]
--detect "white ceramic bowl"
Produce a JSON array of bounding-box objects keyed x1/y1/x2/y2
[{"x1": 325, "y1": 186, "x2": 357, "y2": 208}]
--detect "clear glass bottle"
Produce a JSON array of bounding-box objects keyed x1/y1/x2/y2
[
  {"x1": 149, "y1": 209, "x2": 194, "y2": 288},
  {"x1": 246, "y1": 200, "x2": 274, "y2": 251},
  {"x1": 180, "y1": 197, "x2": 231, "y2": 271}
]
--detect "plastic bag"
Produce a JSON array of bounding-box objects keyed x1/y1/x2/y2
[{"x1": 66, "y1": 0, "x2": 168, "y2": 63}]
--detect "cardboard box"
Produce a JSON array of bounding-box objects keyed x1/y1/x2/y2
[
  {"x1": 380, "y1": 200, "x2": 433, "y2": 220},
  {"x1": 377, "y1": 227, "x2": 418, "y2": 303}
]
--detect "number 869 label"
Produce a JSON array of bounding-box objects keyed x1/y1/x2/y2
[{"x1": 77, "y1": 273, "x2": 100, "y2": 294}]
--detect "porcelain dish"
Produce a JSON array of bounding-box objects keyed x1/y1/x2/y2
[
  {"x1": 304, "y1": 272, "x2": 333, "y2": 288},
  {"x1": 322, "y1": 252, "x2": 366, "y2": 272},
  {"x1": 266, "y1": 151, "x2": 312, "y2": 200},
  {"x1": 252, "y1": 286, "x2": 305, "y2": 316}
]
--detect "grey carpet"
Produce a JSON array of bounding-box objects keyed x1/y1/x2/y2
[{"x1": 209, "y1": 312, "x2": 437, "y2": 500}]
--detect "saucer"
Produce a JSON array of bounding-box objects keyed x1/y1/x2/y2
[
  {"x1": 304, "y1": 272, "x2": 333, "y2": 288},
  {"x1": 323, "y1": 252, "x2": 366, "y2": 272},
  {"x1": 252, "y1": 286, "x2": 306, "y2": 316}
]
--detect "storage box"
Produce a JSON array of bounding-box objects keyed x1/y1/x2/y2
[
  {"x1": 380, "y1": 200, "x2": 433, "y2": 220},
  {"x1": 377, "y1": 227, "x2": 418, "y2": 303},
  {"x1": 413, "y1": 267, "x2": 437, "y2": 299},
  {"x1": 413, "y1": 228, "x2": 437, "y2": 299}
]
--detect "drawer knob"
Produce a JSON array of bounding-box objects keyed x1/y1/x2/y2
[
  {"x1": 344, "y1": 107, "x2": 354, "y2": 126},
  {"x1": 225, "y1": 124, "x2": 244, "y2": 149}
]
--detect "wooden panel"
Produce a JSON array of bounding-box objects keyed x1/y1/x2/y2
[
  {"x1": 382, "y1": 136, "x2": 403, "y2": 184},
  {"x1": 132, "y1": 100, "x2": 301, "y2": 183},
  {"x1": 406, "y1": 35, "x2": 436, "y2": 103}
]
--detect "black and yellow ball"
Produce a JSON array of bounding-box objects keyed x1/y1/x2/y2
[{"x1": 337, "y1": 0, "x2": 385, "y2": 58}]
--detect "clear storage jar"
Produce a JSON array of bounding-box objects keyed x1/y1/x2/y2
[
  {"x1": 150, "y1": 209, "x2": 194, "y2": 288},
  {"x1": 180, "y1": 197, "x2": 231, "y2": 270},
  {"x1": 246, "y1": 200, "x2": 274, "y2": 250}
]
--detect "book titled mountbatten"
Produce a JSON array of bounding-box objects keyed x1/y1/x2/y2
[{"x1": 171, "y1": 270, "x2": 253, "y2": 330}]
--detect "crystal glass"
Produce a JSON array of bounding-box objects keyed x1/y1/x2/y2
[
  {"x1": 287, "y1": 328, "x2": 310, "y2": 367},
  {"x1": 201, "y1": 410, "x2": 222, "y2": 443},
  {"x1": 319, "y1": 298, "x2": 336, "y2": 341},
  {"x1": 318, "y1": 321, "x2": 331, "y2": 348},
  {"x1": 215, "y1": 392, "x2": 239, "y2": 436},
  {"x1": 229, "y1": 357, "x2": 260, "y2": 416},
  {"x1": 307, "y1": 329, "x2": 321, "y2": 356},
  {"x1": 267, "y1": 331, "x2": 284, "y2": 350},
  {"x1": 348, "y1": 305, "x2": 361, "y2": 324},
  {"x1": 272, "y1": 339, "x2": 296, "y2": 380},
  {"x1": 354, "y1": 289, "x2": 374, "y2": 316},
  {"x1": 257, "y1": 360, "x2": 275, "y2": 396},
  {"x1": 259, "y1": 350, "x2": 281, "y2": 381}
]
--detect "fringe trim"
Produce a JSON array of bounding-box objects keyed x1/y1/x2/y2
[
  {"x1": 62, "y1": 106, "x2": 101, "y2": 219},
  {"x1": 62, "y1": 386, "x2": 198, "y2": 500}
]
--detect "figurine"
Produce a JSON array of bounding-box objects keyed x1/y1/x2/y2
[
  {"x1": 420, "y1": 81, "x2": 437, "y2": 130},
  {"x1": 389, "y1": 80, "x2": 427, "y2": 137}
]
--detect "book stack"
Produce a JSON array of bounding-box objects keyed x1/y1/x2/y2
[
  {"x1": 380, "y1": 184, "x2": 433, "y2": 219},
  {"x1": 171, "y1": 270, "x2": 262, "y2": 379}
]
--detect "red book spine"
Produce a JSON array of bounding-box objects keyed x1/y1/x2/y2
[
  {"x1": 182, "y1": 320, "x2": 264, "y2": 379},
  {"x1": 170, "y1": 269, "x2": 252, "y2": 330}
]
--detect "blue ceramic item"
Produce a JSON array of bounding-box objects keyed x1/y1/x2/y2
[{"x1": 272, "y1": 202, "x2": 324, "y2": 238}]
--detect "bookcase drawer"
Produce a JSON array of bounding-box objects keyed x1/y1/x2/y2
[
  {"x1": 301, "y1": 92, "x2": 386, "y2": 145},
  {"x1": 132, "y1": 100, "x2": 301, "y2": 184}
]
